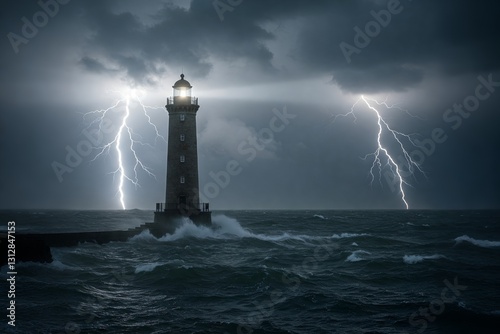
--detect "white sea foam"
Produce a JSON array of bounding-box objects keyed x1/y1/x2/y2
[
  {"x1": 12, "y1": 258, "x2": 76, "y2": 271},
  {"x1": 352, "y1": 242, "x2": 358, "y2": 246},
  {"x1": 212, "y1": 215, "x2": 254, "y2": 238},
  {"x1": 155, "y1": 215, "x2": 333, "y2": 244},
  {"x1": 156, "y1": 215, "x2": 256, "y2": 241},
  {"x1": 124, "y1": 215, "x2": 351, "y2": 245},
  {"x1": 129, "y1": 229, "x2": 158, "y2": 242},
  {"x1": 313, "y1": 214, "x2": 327, "y2": 220},
  {"x1": 403, "y1": 254, "x2": 445, "y2": 264},
  {"x1": 345, "y1": 250, "x2": 371, "y2": 262},
  {"x1": 159, "y1": 221, "x2": 217, "y2": 241},
  {"x1": 134, "y1": 262, "x2": 163, "y2": 273},
  {"x1": 332, "y1": 233, "x2": 368, "y2": 239},
  {"x1": 454, "y1": 235, "x2": 500, "y2": 248}
]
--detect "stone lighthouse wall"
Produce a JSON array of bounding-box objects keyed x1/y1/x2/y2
[{"x1": 165, "y1": 104, "x2": 200, "y2": 209}]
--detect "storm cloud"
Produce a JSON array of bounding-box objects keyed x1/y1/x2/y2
[{"x1": 1, "y1": 0, "x2": 499, "y2": 210}]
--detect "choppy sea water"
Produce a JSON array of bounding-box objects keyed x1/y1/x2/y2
[{"x1": 1, "y1": 210, "x2": 499, "y2": 334}]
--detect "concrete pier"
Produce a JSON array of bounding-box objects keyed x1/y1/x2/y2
[{"x1": 0, "y1": 218, "x2": 205, "y2": 266}]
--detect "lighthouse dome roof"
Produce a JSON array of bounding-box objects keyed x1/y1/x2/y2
[{"x1": 173, "y1": 74, "x2": 192, "y2": 88}]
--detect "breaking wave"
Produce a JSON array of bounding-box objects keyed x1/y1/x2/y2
[
  {"x1": 454, "y1": 235, "x2": 500, "y2": 248},
  {"x1": 345, "y1": 250, "x2": 371, "y2": 262},
  {"x1": 134, "y1": 262, "x2": 163, "y2": 273},
  {"x1": 127, "y1": 215, "x2": 357, "y2": 245},
  {"x1": 129, "y1": 229, "x2": 158, "y2": 242},
  {"x1": 403, "y1": 254, "x2": 446, "y2": 264}
]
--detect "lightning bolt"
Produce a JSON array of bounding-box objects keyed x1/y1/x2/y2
[
  {"x1": 334, "y1": 95, "x2": 425, "y2": 209},
  {"x1": 82, "y1": 89, "x2": 166, "y2": 209}
]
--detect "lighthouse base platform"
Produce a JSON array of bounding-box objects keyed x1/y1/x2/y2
[{"x1": 152, "y1": 210, "x2": 212, "y2": 237}]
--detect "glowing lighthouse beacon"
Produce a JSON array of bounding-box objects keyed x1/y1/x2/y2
[{"x1": 154, "y1": 74, "x2": 211, "y2": 230}]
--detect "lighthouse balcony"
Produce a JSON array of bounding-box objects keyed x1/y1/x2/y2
[
  {"x1": 155, "y1": 202, "x2": 210, "y2": 213},
  {"x1": 154, "y1": 202, "x2": 212, "y2": 227},
  {"x1": 167, "y1": 97, "x2": 198, "y2": 105}
]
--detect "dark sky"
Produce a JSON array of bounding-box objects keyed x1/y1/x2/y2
[{"x1": 1, "y1": 0, "x2": 499, "y2": 210}]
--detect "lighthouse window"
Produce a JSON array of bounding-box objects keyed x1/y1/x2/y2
[
  {"x1": 180, "y1": 114, "x2": 185, "y2": 121},
  {"x1": 180, "y1": 176, "x2": 185, "y2": 184},
  {"x1": 180, "y1": 155, "x2": 185, "y2": 163},
  {"x1": 180, "y1": 134, "x2": 185, "y2": 141}
]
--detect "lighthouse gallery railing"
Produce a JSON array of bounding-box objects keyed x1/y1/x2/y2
[{"x1": 155, "y1": 202, "x2": 210, "y2": 213}]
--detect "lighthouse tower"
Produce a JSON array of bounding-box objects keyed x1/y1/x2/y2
[{"x1": 154, "y1": 74, "x2": 211, "y2": 228}]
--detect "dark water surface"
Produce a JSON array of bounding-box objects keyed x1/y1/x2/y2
[{"x1": 1, "y1": 210, "x2": 499, "y2": 333}]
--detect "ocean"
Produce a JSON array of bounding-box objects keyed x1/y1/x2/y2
[{"x1": 1, "y1": 210, "x2": 499, "y2": 334}]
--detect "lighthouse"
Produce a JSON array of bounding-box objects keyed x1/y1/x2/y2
[{"x1": 154, "y1": 74, "x2": 211, "y2": 228}]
